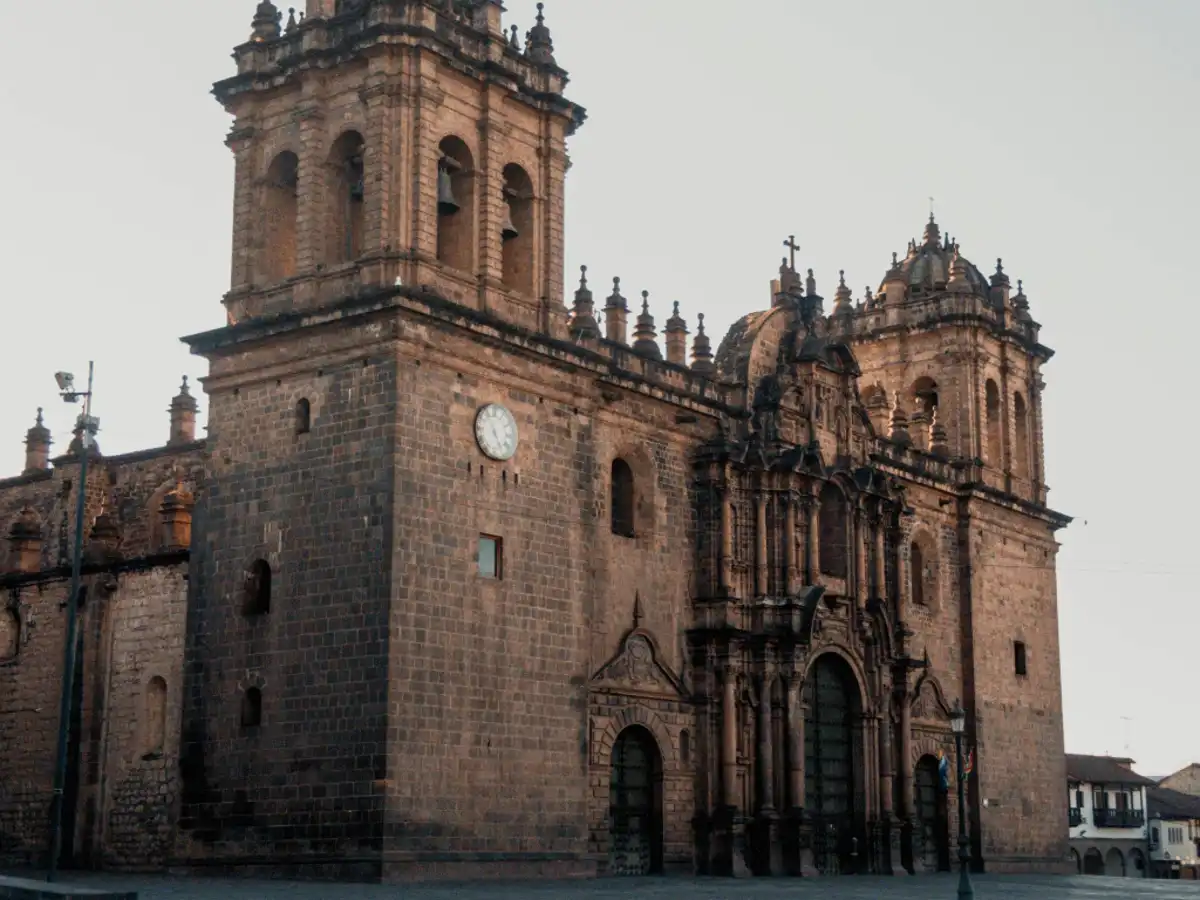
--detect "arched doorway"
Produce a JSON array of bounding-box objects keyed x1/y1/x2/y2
[
  {"x1": 608, "y1": 725, "x2": 663, "y2": 875},
  {"x1": 1069, "y1": 847, "x2": 1081, "y2": 873},
  {"x1": 804, "y1": 653, "x2": 862, "y2": 874},
  {"x1": 913, "y1": 755, "x2": 951, "y2": 872},
  {"x1": 1105, "y1": 847, "x2": 1126, "y2": 877},
  {"x1": 1128, "y1": 847, "x2": 1145, "y2": 876},
  {"x1": 1083, "y1": 847, "x2": 1104, "y2": 875}
]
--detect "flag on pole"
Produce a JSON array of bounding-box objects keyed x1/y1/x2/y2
[{"x1": 937, "y1": 749, "x2": 950, "y2": 789}]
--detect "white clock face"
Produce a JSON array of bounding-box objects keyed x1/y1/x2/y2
[{"x1": 475, "y1": 403, "x2": 519, "y2": 461}]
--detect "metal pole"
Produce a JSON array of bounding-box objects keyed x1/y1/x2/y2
[
  {"x1": 47, "y1": 361, "x2": 93, "y2": 882},
  {"x1": 955, "y1": 728, "x2": 974, "y2": 899}
]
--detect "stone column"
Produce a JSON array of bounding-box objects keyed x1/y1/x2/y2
[
  {"x1": 720, "y1": 483, "x2": 734, "y2": 596},
  {"x1": 757, "y1": 676, "x2": 774, "y2": 814},
  {"x1": 723, "y1": 665, "x2": 738, "y2": 807},
  {"x1": 807, "y1": 493, "x2": 820, "y2": 583},
  {"x1": 898, "y1": 526, "x2": 911, "y2": 610},
  {"x1": 874, "y1": 517, "x2": 887, "y2": 601},
  {"x1": 755, "y1": 491, "x2": 769, "y2": 597},
  {"x1": 854, "y1": 507, "x2": 868, "y2": 606},
  {"x1": 788, "y1": 680, "x2": 804, "y2": 810},
  {"x1": 899, "y1": 689, "x2": 913, "y2": 818},
  {"x1": 783, "y1": 491, "x2": 796, "y2": 594}
]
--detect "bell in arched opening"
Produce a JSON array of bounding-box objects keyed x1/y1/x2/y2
[
  {"x1": 501, "y1": 194, "x2": 519, "y2": 242},
  {"x1": 437, "y1": 162, "x2": 460, "y2": 215}
]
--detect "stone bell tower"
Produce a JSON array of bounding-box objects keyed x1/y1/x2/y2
[
  {"x1": 219, "y1": 0, "x2": 585, "y2": 335},
  {"x1": 842, "y1": 215, "x2": 1052, "y2": 504}
]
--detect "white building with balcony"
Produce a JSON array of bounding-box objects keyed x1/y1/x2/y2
[
  {"x1": 1147, "y1": 785, "x2": 1200, "y2": 880},
  {"x1": 1066, "y1": 753, "x2": 1155, "y2": 877}
]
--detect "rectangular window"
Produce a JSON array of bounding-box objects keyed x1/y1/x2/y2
[
  {"x1": 1075, "y1": 789, "x2": 1083, "y2": 809},
  {"x1": 1013, "y1": 640, "x2": 1027, "y2": 676},
  {"x1": 478, "y1": 535, "x2": 502, "y2": 579}
]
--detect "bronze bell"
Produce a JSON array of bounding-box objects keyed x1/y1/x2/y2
[
  {"x1": 501, "y1": 201, "x2": 518, "y2": 241},
  {"x1": 437, "y1": 167, "x2": 459, "y2": 215}
]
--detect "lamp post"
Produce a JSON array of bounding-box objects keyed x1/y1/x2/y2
[
  {"x1": 950, "y1": 698, "x2": 974, "y2": 899},
  {"x1": 46, "y1": 363, "x2": 97, "y2": 883}
]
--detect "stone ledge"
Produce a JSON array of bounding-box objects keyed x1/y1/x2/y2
[{"x1": 0, "y1": 876, "x2": 136, "y2": 900}]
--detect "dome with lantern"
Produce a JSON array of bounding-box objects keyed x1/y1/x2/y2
[{"x1": 880, "y1": 214, "x2": 992, "y2": 297}]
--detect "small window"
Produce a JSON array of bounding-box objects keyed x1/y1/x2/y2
[
  {"x1": 1153, "y1": 826, "x2": 1160, "y2": 845},
  {"x1": 611, "y1": 458, "x2": 635, "y2": 538},
  {"x1": 295, "y1": 398, "x2": 311, "y2": 435},
  {"x1": 478, "y1": 535, "x2": 502, "y2": 579},
  {"x1": 241, "y1": 687, "x2": 262, "y2": 728},
  {"x1": 679, "y1": 729, "x2": 691, "y2": 766},
  {"x1": 243, "y1": 559, "x2": 272, "y2": 615},
  {"x1": 1013, "y1": 640, "x2": 1027, "y2": 677},
  {"x1": 145, "y1": 676, "x2": 167, "y2": 757},
  {"x1": 1075, "y1": 789, "x2": 1083, "y2": 808}
]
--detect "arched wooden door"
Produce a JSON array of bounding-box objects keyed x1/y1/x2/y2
[
  {"x1": 608, "y1": 726, "x2": 663, "y2": 875},
  {"x1": 913, "y1": 755, "x2": 951, "y2": 872},
  {"x1": 804, "y1": 653, "x2": 861, "y2": 874}
]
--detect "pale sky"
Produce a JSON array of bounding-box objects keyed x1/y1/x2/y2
[{"x1": 1, "y1": 1, "x2": 1197, "y2": 776}]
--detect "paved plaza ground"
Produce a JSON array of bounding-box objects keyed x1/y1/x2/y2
[{"x1": 9, "y1": 871, "x2": 1200, "y2": 900}]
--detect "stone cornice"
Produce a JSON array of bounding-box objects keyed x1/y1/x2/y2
[
  {"x1": 183, "y1": 284, "x2": 737, "y2": 417},
  {"x1": 216, "y1": 10, "x2": 586, "y2": 135},
  {"x1": 0, "y1": 549, "x2": 189, "y2": 590}
]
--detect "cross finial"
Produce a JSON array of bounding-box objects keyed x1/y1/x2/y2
[
  {"x1": 783, "y1": 235, "x2": 800, "y2": 271},
  {"x1": 929, "y1": 196, "x2": 935, "y2": 221}
]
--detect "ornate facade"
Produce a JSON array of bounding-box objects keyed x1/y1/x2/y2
[{"x1": 0, "y1": 0, "x2": 1071, "y2": 882}]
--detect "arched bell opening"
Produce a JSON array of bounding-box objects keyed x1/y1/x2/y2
[
  {"x1": 1013, "y1": 391, "x2": 1030, "y2": 480},
  {"x1": 500, "y1": 163, "x2": 534, "y2": 296},
  {"x1": 608, "y1": 724, "x2": 664, "y2": 876},
  {"x1": 262, "y1": 150, "x2": 299, "y2": 282},
  {"x1": 436, "y1": 136, "x2": 475, "y2": 273},
  {"x1": 328, "y1": 130, "x2": 365, "y2": 265},
  {"x1": 985, "y1": 378, "x2": 1002, "y2": 469}
]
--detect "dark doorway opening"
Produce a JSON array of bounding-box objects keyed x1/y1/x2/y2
[
  {"x1": 608, "y1": 725, "x2": 663, "y2": 875},
  {"x1": 804, "y1": 653, "x2": 862, "y2": 874},
  {"x1": 914, "y1": 754, "x2": 951, "y2": 872}
]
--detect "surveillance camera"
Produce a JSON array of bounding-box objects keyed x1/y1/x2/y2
[{"x1": 54, "y1": 371, "x2": 74, "y2": 392}]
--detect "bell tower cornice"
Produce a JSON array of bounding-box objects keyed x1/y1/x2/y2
[{"x1": 215, "y1": 2, "x2": 586, "y2": 135}]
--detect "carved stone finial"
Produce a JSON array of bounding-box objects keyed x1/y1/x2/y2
[
  {"x1": 929, "y1": 406, "x2": 949, "y2": 457},
  {"x1": 285, "y1": 7, "x2": 298, "y2": 32},
  {"x1": 690, "y1": 313, "x2": 715, "y2": 376},
  {"x1": 526, "y1": 2, "x2": 556, "y2": 66},
  {"x1": 888, "y1": 392, "x2": 911, "y2": 446},
  {"x1": 632, "y1": 592, "x2": 643, "y2": 628},
  {"x1": 509, "y1": 23, "x2": 520, "y2": 48},
  {"x1": 632, "y1": 291, "x2": 662, "y2": 361},
  {"x1": 569, "y1": 265, "x2": 600, "y2": 342},
  {"x1": 251, "y1": 0, "x2": 282, "y2": 41}
]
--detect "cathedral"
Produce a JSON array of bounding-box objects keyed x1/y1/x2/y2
[{"x1": 0, "y1": 0, "x2": 1072, "y2": 882}]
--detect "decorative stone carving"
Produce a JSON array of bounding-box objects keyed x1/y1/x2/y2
[{"x1": 592, "y1": 630, "x2": 685, "y2": 696}]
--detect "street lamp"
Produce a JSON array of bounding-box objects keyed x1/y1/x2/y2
[
  {"x1": 950, "y1": 698, "x2": 974, "y2": 899},
  {"x1": 46, "y1": 362, "x2": 97, "y2": 883}
]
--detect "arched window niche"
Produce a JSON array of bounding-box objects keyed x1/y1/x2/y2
[
  {"x1": 500, "y1": 163, "x2": 535, "y2": 296},
  {"x1": 263, "y1": 151, "x2": 299, "y2": 282},
  {"x1": 328, "y1": 130, "x2": 365, "y2": 265},
  {"x1": 1013, "y1": 391, "x2": 1030, "y2": 479},
  {"x1": 818, "y1": 481, "x2": 848, "y2": 579},
  {"x1": 611, "y1": 458, "x2": 636, "y2": 538},
  {"x1": 436, "y1": 136, "x2": 475, "y2": 273},
  {"x1": 985, "y1": 379, "x2": 1002, "y2": 469}
]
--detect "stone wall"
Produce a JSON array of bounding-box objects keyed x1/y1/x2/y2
[
  {"x1": 98, "y1": 566, "x2": 188, "y2": 869},
  {"x1": 176, "y1": 331, "x2": 397, "y2": 877},
  {"x1": 0, "y1": 440, "x2": 202, "y2": 869},
  {"x1": 967, "y1": 499, "x2": 1067, "y2": 872}
]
